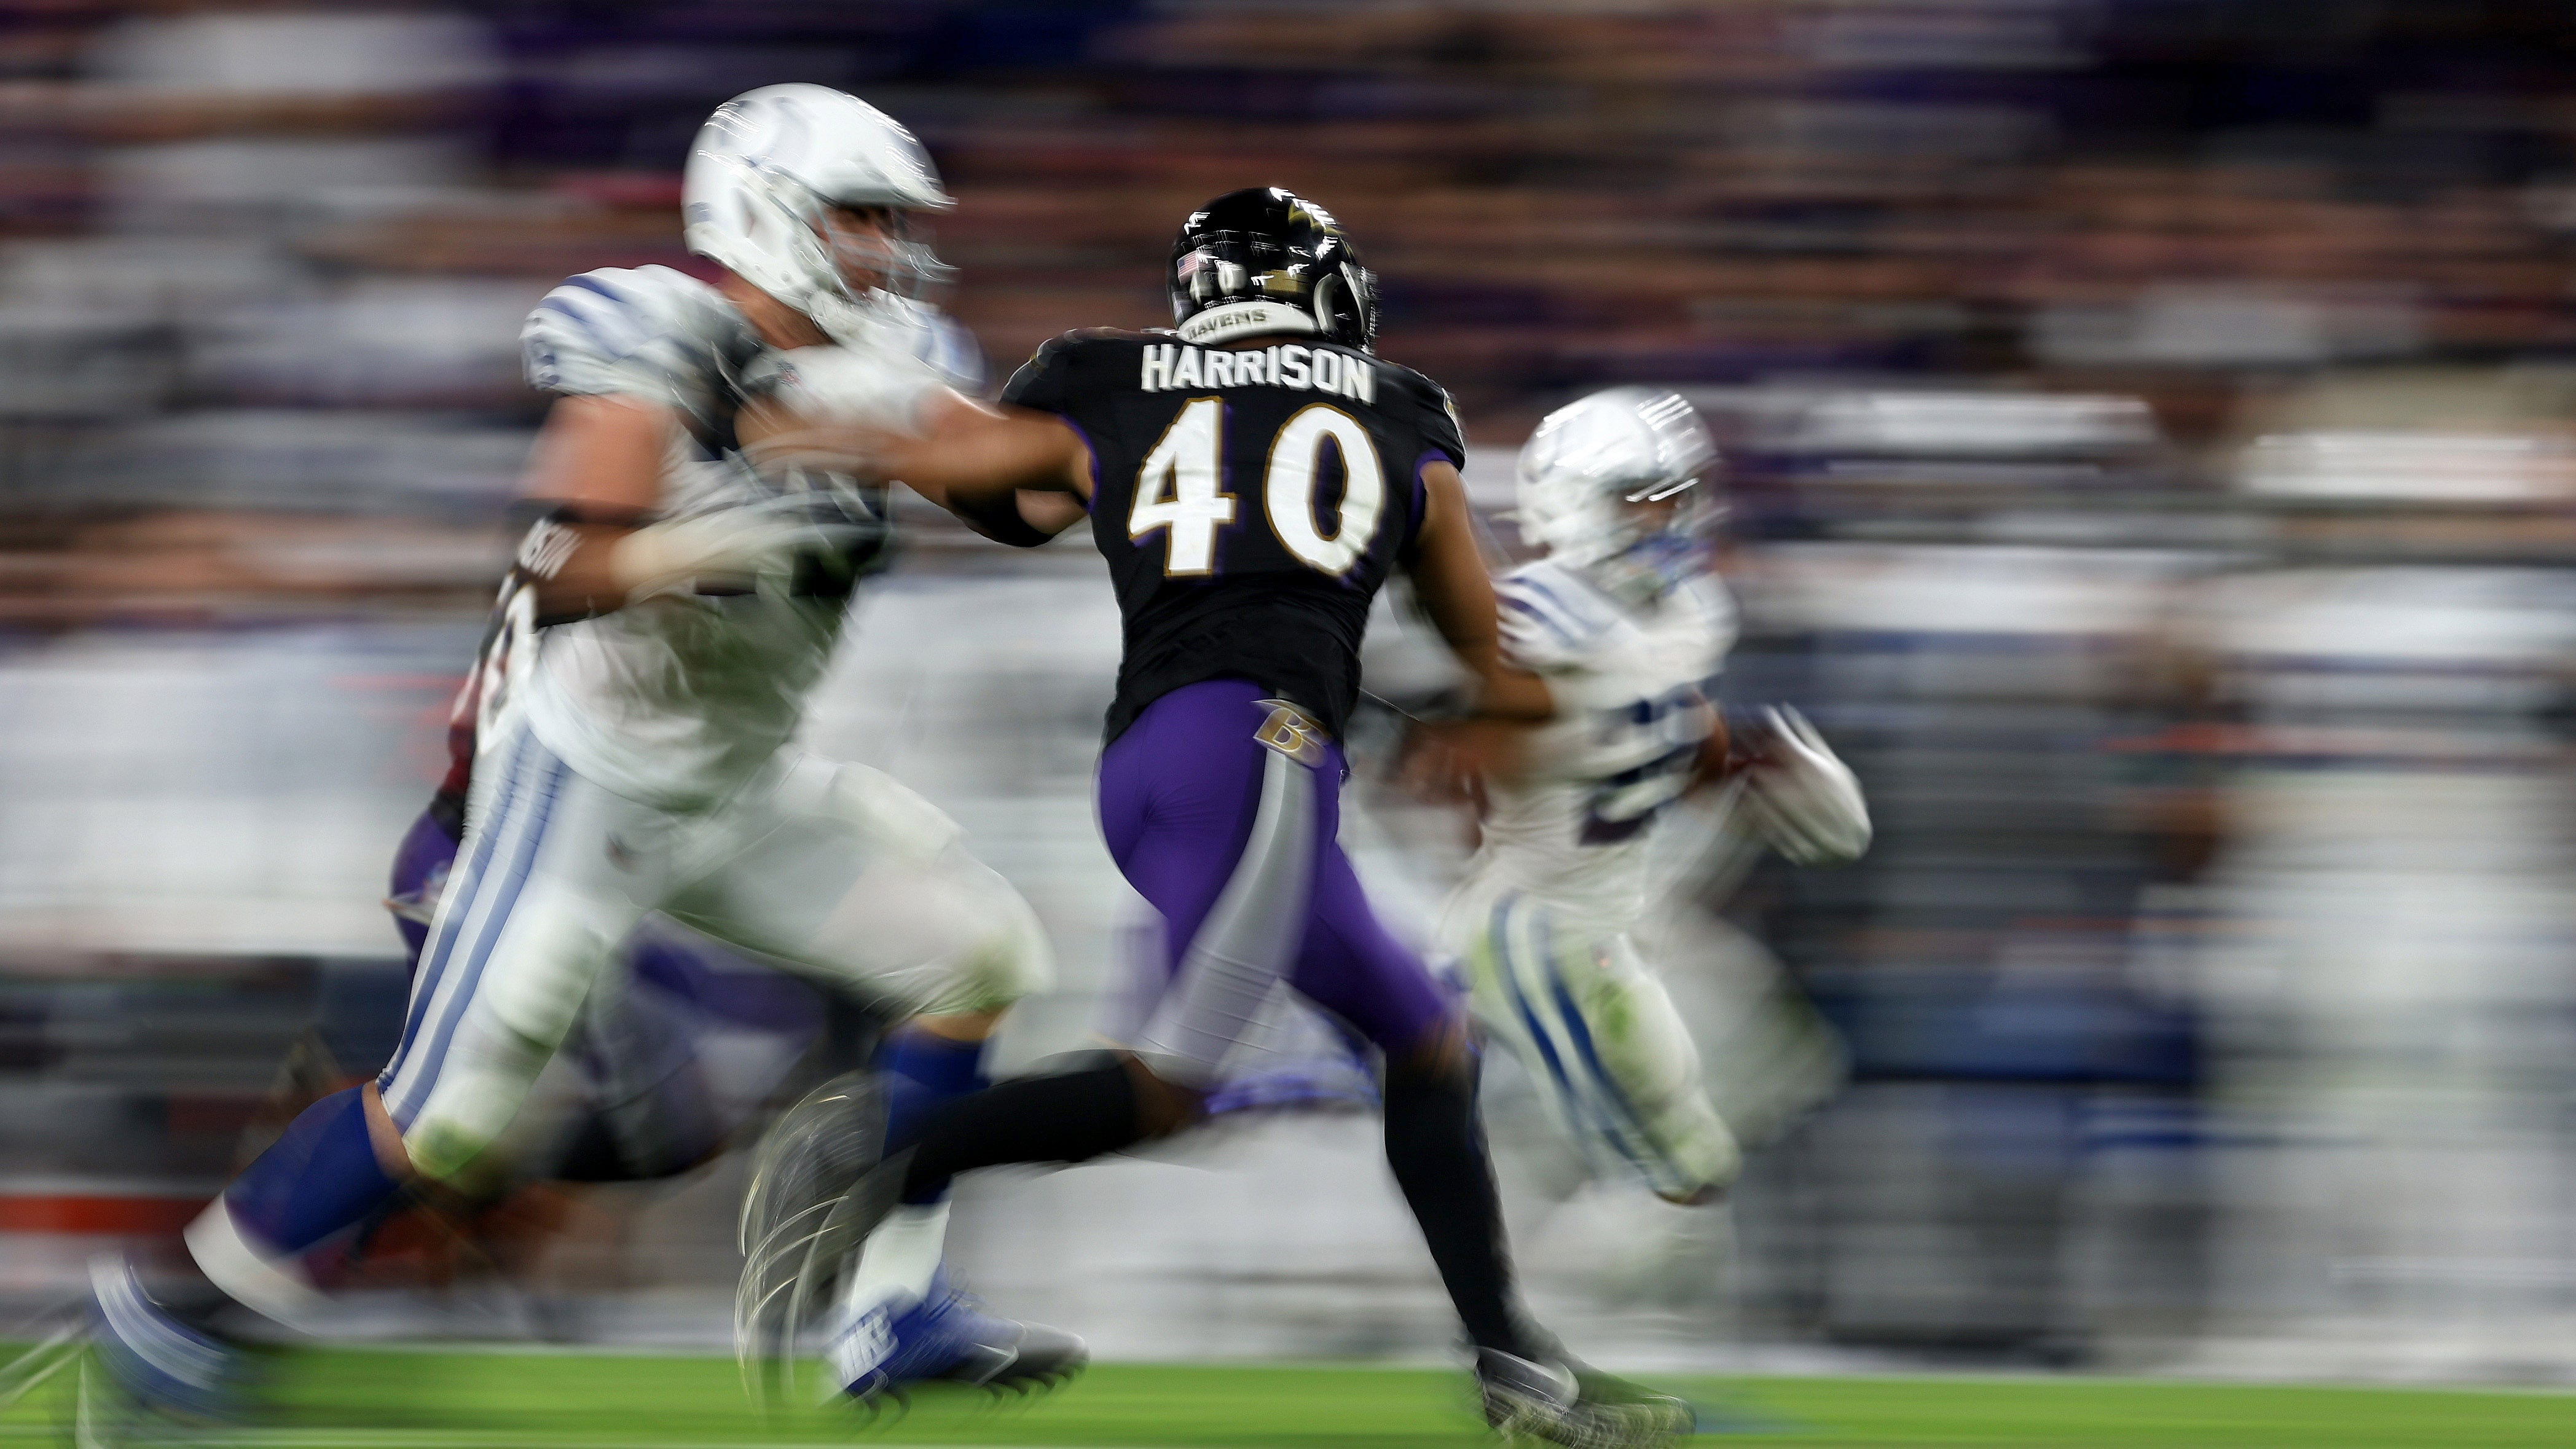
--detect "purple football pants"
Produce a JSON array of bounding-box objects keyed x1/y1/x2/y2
[{"x1": 1096, "y1": 678, "x2": 1449, "y2": 1077}]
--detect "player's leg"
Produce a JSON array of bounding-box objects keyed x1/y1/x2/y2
[
  {"x1": 383, "y1": 791, "x2": 738, "y2": 1187},
  {"x1": 1465, "y1": 897, "x2": 1741, "y2": 1204},
  {"x1": 1286, "y1": 847, "x2": 1538, "y2": 1357},
  {"x1": 92, "y1": 726, "x2": 653, "y2": 1429},
  {"x1": 1294, "y1": 835, "x2": 1695, "y2": 1448},
  {"x1": 658, "y1": 755, "x2": 1070, "y2": 1399},
  {"x1": 715, "y1": 688, "x2": 1257, "y2": 1396},
  {"x1": 881, "y1": 679, "x2": 1306, "y2": 1212},
  {"x1": 213, "y1": 729, "x2": 648, "y2": 1305},
  {"x1": 877, "y1": 684, "x2": 1681, "y2": 1445}
]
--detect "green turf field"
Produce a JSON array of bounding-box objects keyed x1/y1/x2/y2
[{"x1": 12, "y1": 1351, "x2": 2573, "y2": 1448}]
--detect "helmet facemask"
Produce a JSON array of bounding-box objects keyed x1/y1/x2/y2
[
  {"x1": 794, "y1": 194, "x2": 953, "y2": 347},
  {"x1": 1587, "y1": 481, "x2": 1715, "y2": 607},
  {"x1": 820, "y1": 205, "x2": 954, "y2": 305}
]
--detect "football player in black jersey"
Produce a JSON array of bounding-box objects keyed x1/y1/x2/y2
[{"x1": 754, "y1": 188, "x2": 1692, "y2": 1445}]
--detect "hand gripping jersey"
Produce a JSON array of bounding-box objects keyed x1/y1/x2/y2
[
  {"x1": 999, "y1": 331, "x2": 1467, "y2": 742},
  {"x1": 1463, "y1": 558, "x2": 1737, "y2": 929},
  {"x1": 493, "y1": 265, "x2": 979, "y2": 807}
]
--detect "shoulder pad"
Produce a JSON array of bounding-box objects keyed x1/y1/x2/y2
[
  {"x1": 1372, "y1": 359, "x2": 1466, "y2": 462},
  {"x1": 856, "y1": 296, "x2": 986, "y2": 394},
  {"x1": 1003, "y1": 329, "x2": 1156, "y2": 412},
  {"x1": 521, "y1": 266, "x2": 757, "y2": 417},
  {"x1": 1054, "y1": 327, "x2": 1160, "y2": 355},
  {"x1": 1372, "y1": 357, "x2": 1450, "y2": 406},
  {"x1": 1680, "y1": 573, "x2": 1738, "y2": 645},
  {"x1": 1371, "y1": 356, "x2": 1436, "y2": 394},
  {"x1": 1496, "y1": 560, "x2": 1624, "y2": 671},
  {"x1": 916, "y1": 309, "x2": 986, "y2": 393}
]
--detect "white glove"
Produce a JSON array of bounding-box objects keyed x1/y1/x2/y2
[
  {"x1": 1738, "y1": 705, "x2": 1872, "y2": 865},
  {"x1": 608, "y1": 493, "x2": 880, "y2": 598},
  {"x1": 607, "y1": 506, "x2": 792, "y2": 595}
]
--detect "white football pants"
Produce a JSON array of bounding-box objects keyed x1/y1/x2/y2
[
  {"x1": 379, "y1": 707, "x2": 1050, "y2": 1182},
  {"x1": 1443, "y1": 875, "x2": 1741, "y2": 1201}
]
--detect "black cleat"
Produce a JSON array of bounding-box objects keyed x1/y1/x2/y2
[
  {"x1": 1571, "y1": 1365, "x2": 1697, "y2": 1445},
  {"x1": 1475, "y1": 1349, "x2": 1692, "y2": 1449}
]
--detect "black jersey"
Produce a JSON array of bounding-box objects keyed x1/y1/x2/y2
[{"x1": 1002, "y1": 329, "x2": 1468, "y2": 743}]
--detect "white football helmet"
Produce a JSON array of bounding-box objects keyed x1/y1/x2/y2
[
  {"x1": 1515, "y1": 386, "x2": 1719, "y2": 602},
  {"x1": 681, "y1": 84, "x2": 953, "y2": 347}
]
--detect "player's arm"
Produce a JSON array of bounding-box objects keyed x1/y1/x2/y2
[
  {"x1": 763, "y1": 388, "x2": 1091, "y2": 548},
  {"x1": 890, "y1": 391, "x2": 1090, "y2": 548},
  {"x1": 1685, "y1": 687, "x2": 1735, "y2": 793},
  {"x1": 507, "y1": 394, "x2": 671, "y2": 623},
  {"x1": 1404, "y1": 461, "x2": 1553, "y2": 723},
  {"x1": 1391, "y1": 461, "x2": 1555, "y2": 801},
  {"x1": 515, "y1": 393, "x2": 871, "y2": 622},
  {"x1": 1731, "y1": 704, "x2": 1872, "y2": 863}
]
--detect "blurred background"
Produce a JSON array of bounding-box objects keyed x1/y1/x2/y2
[{"x1": 5, "y1": 0, "x2": 2576, "y2": 1388}]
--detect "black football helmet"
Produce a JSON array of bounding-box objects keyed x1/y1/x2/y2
[{"x1": 1166, "y1": 187, "x2": 1378, "y2": 352}]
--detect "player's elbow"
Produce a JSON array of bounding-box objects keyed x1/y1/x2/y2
[
  {"x1": 1472, "y1": 665, "x2": 1555, "y2": 723},
  {"x1": 946, "y1": 487, "x2": 1066, "y2": 548}
]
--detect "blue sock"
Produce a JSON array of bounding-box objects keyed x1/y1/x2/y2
[
  {"x1": 222, "y1": 1086, "x2": 405, "y2": 1257},
  {"x1": 877, "y1": 1028, "x2": 987, "y2": 1204}
]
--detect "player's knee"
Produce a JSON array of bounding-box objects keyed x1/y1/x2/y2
[
  {"x1": 1644, "y1": 1096, "x2": 1740, "y2": 1204},
  {"x1": 1121, "y1": 1053, "x2": 1206, "y2": 1137},
  {"x1": 1387, "y1": 1011, "x2": 1476, "y2": 1090},
  {"x1": 932, "y1": 862, "x2": 1055, "y2": 1015},
  {"x1": 1380, "y1": 1010, "x2": 1483, "y2": 1109},
  {"x1": 398, "y1": 1109, "x2": 503, "y2": 1188},
  {"x1": 1605, "y1": 1034, "x2": 1692, "y2": 1116},
  {"x1": 986, "y1": 887, "x2": 1054, "y2": 1000},
  {"x1": 395, "y1": 1043, "x2": 551, "y2": 1185}
]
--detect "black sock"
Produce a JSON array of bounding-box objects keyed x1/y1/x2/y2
[
  {"x1": 897, "y1": 1060, "x2": 1149, "y2": 1201},
  {"x1": 1383, "y1": 1056, "x2": 1532, "y2": 1358}
]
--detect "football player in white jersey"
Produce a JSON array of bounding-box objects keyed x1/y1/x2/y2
[
  {"x1": 1439, "y1": 387, "x2": 1870, "y2": 1206},
  {"x1": 84, "y1": 85, "x2": 1078, "y2": 1432}
]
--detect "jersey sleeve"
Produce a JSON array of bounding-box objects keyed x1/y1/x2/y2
[
  {"x1": 999, "y1": 332, "x2": 1094, "y2": 417},
  {"x1": 1379, "y1": 364, "x2": 1466, "y2": 469},
  {"x1": 1495, "y1": 564, "x2": 1612, "y2": 675},
  {"x1": 520, "y1": 267, "x2": 740, "y2": 420},
  {"x1": 921, "y1": 312, "x2": 987, "y2": 394},
  {"x1": 1418, "y1": 382, "x2": 1468, "y2": 469}
]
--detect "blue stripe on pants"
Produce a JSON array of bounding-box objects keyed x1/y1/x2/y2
[
  {"x1": 1490, "y1": 897, "x2": 1588, "y2": 1137},
  {"x1": 385, "y1": 727, "x2": 535, "y2": 1080},
  {"x1": 383, "y1": 746, "x2": 569, "y2": 1125},
  {"x1": 1536, "y1": 914, "x2": 1682, "y2": 1193},
  {"x1": 1493, "y1": 895, "x2": 1658, "y2": 1182}
]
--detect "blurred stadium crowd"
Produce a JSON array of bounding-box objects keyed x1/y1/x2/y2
[{"x1": 5, "y1": 0, "x2": 2576, "y2": 1383}]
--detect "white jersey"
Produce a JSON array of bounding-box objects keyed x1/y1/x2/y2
[
  {"x1": 1458, "y1": 559, "x2": 1735, "y2": 929},
  {"x1": 501, "y1": 265, "x2": 978, "y2": 808}
]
